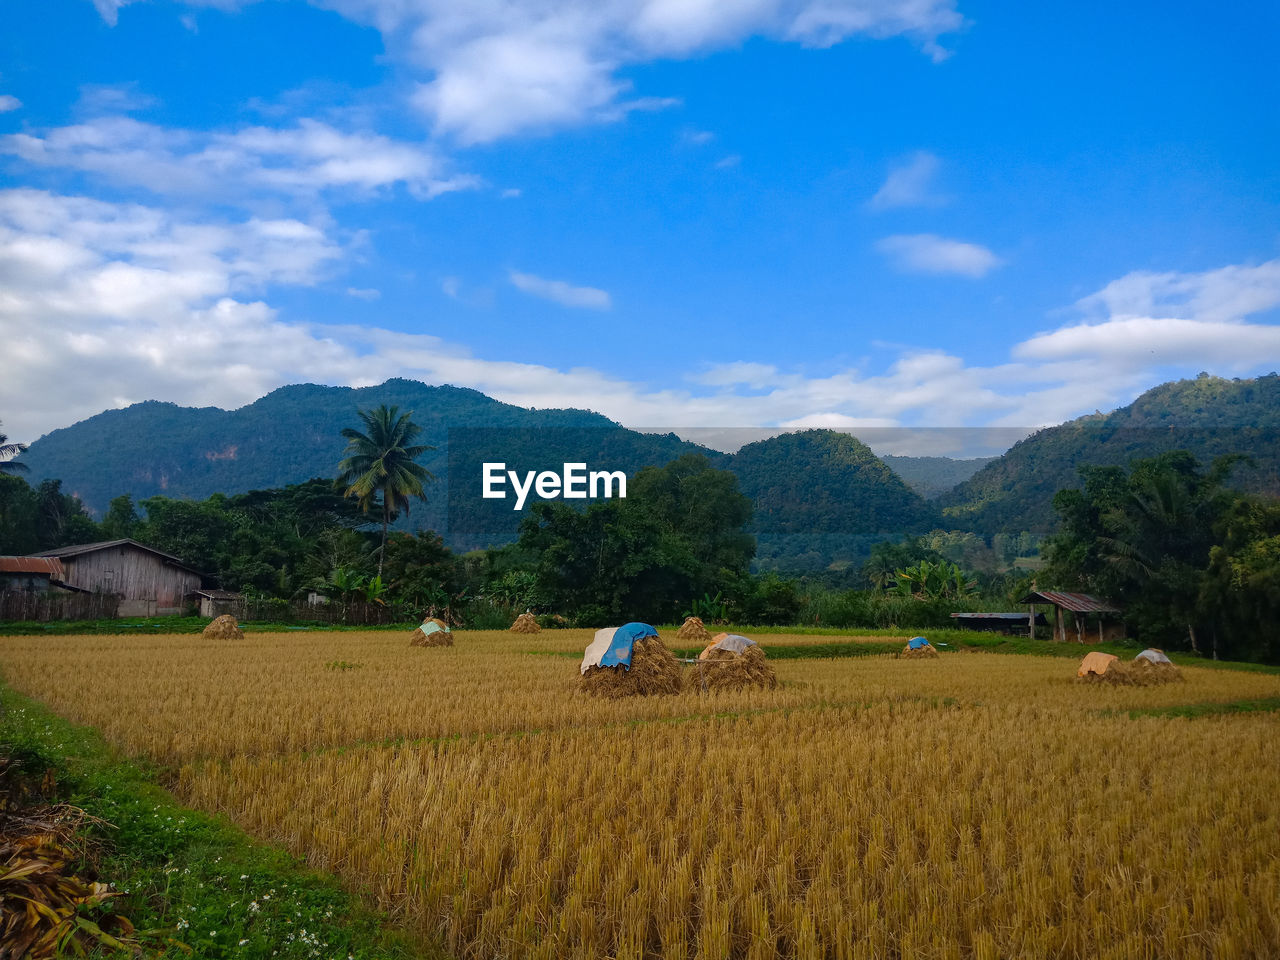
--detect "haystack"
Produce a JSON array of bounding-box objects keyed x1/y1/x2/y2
[
  {"x1": 690, "y1": 633, "x2": 777, "y2": 691},
  {"x1": 676, "y1": 616, "x2": 711, "y2": 641},
  {"x1": 202, "y1": 614, "x2": 243, "y2": 639},
  {"x1": 899, "y1": 636, "x2": 939, "y2": 659},
  {"x1": 579, "y1": 625, "x2": 682, "y2": 698},
  {"x1": 409, "y1": 618, "x2": 453, "y2": 647},
  {"x1": 1132, "y1": 649, "x2": 1182, "y2": 682},
  {"x1": 1075, "y1": 651, "x2": 1172, "y2": 686},
  {"x1": 510, "y1": 612, "x2": 541, "y2": 634}
]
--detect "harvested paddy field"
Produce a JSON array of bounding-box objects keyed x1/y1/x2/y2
[{"x1": 1, "y1": 628, "x2": 1277, "y2": 959}]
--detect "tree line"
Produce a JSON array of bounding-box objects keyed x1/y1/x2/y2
[{"x1": 2, "y1": 413, "x2": 1279, "y2": 662}]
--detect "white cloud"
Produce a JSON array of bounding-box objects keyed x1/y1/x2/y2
[
  {"x1": 875, "y1": 233, "x2": 1002, "y2": 277},
  {"x1": 714, "y1": 154, "x2": 741, "y2": 169},
  {"x1": 868, "y1": 150, "x2": 944, "y2": 209},
  {"x1": 509, "y1": 269, "x2": 612, "y2": 310},
  {"x1": 500, "y1": 188, "x2": 522, "y2": 198},
  {"x1": 346, "y1": 286, "x2": 381, "y2": 300},
  {"x1": 1017, "y1": 258, "x2": 1280, "y2": 371},
  {"x1": 1075, "y1": 259, "x2": 1280, "y2": 325},
  {"x1": 91, "y1": 1, "x2": 964, "y2": 143},
  {"x1": 0, "y1": 96, "x2": 21, "y2": 113},
  {"x1": 5, "y1": 186, "x2": 1276, "y2": 459},
  {"x1": 1, "y1": 116, "x2": 477, "y2": 202}
]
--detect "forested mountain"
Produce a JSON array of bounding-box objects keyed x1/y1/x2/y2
[
  {"x1": 939, "y1": 374, "x2": 1280, "y2": 537},
  {"x1": 16, "y1": 374, "x2": 1276, "y2": 559},
  {"x1": 881, "y1": 455, "x2": 995, "y2": 498},
  {"x1": 14, "y1": 382, "x2": 931, "y2": 563},
  {"x1": 730, "y1": 431, "x2": 939, "y2": 574},
  {"x1": 15, "y1": 380, "x2": 707, "y2": 545}
]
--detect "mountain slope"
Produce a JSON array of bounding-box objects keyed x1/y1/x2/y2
[
  {"x1": 16, "y1": 383, "x2": 935, "y2": 563},
  {"x1": 730, "y1": 430, "x2": 939, "y2": 574},
  {"x1": 882, "y1": 455, "x2": 995, "y2": 498},
  {"x1": 938, "y1": 374, "x2": 1280, "y2": 536}
]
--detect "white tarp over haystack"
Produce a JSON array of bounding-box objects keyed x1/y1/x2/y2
[
  {"x1": 581, "y1": 627, "x2": 618, "y2": 674},
  {"x1": 700, "y1": 633, "x2": 756, "y2": 658},
  {"x1": 1135, "y1": 648, "x2": 1173, "y2": 665}
]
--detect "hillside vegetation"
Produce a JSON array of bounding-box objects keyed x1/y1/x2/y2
[{"x1": 939, "y1": 374, "x2": 1280, "y2": 536}]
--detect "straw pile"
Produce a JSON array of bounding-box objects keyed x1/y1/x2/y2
[
  {"x1": 1079, "y1": 659, "x2": 1181, "y2": 686},
  {"x1": 202, "y1": 615, "x2": 243, "y2": 640},
  {"x1": 676, "y1": 616, "x2": 711, "y2": 641},
  {"x1": 899, "y1": 643, "x2": 939, "y2": 659},
  {"x1": 1132, "y1": 657, "x2": 1182, "y2": 682},
  {"x1": 579, "y1": 637, "x2": 683, "y2": 698},
  {"x1": 409, "y1": 618, "x2": 453, "y2": 647},
  {"x1": 690, "y1": 643, "x2": 777, "y2": 692},
  {"x1": 510, "y1": 613, "x2": 541, "y2": 634}
]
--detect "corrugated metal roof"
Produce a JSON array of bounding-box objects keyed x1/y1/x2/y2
[
  {"x1": 31, "y1": 539, "x2": 202, "y2": 575},
  {"x1": 1019, "y1": 590, "x2": 1121, "y2": 614},
  {"x1": 950, "y1": 612, "x2": 1039, "y2": 620},
  {"x1": 0, "y1": 556, "x2": 66, "y2": 577}
]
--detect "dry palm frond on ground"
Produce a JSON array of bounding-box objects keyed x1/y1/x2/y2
[{"x1": 0, "y1": 803, "x2": 149, "y2": 959}]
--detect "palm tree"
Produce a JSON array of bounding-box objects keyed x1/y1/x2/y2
[
  {"x1": 335, "y1": 406, "x2": 435, "y2": 577},
  {"x1": 0, "y1": 421, "x2": 27, "y2": 474}
]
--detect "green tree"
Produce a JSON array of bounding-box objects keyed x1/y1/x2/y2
[
  {"x1": 1043, "y1": 452, "x2": 1243, "y2": 653},
  {"x1": 382, "y1": 531, "x2": 462, "y2": 611},
  {"x1": 0, "y1": 474, "x2": 38, "y2": 554},
  {"x1": 336, "y1": 406, "x2": 435, "y2": 577},
  {"x1": 33, "y1": 479, "x2": 99, "y2": 550},
  {"x1": 0, "y1": 421, "x2": 26, "y2": 474},
  {"x1": 101, "y1": 494, "x2": 141, "y2": 540}
]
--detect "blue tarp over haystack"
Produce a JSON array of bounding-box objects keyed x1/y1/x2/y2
[
  {"x1": 907, "y1": 636, "x2": 930, "y2": 650},
  {"x1": 599, "y1": 622, "x2": 659, "y2": 669},
  {"x1": 581, "y1": 622, "x2": 660, "y2": 673}
]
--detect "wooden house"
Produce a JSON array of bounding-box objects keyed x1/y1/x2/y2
[{"x1": 30, "y1": 539, "x2": 203, "y2": 617}]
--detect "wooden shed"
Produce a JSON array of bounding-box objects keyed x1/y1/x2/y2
[
  {"x1": 1018, "y1": 590, "x2": 1122, "y2": 643},
  {"x1": 188, "y1": 588, "x2": 245, "y2": 619},
  {"x1": 0, "y1": 556, "x2": 71, "y2": 593},
  {"x1": 30, "y1": 539, "x2": 203, "y2": 617}
]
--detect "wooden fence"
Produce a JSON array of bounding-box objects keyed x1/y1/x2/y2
[
  {"x1": 0, "y1": 591, "x2": 121, "y2": 622},
  {"x1": 242, "y1": 598, "x2": 413, "y2": 626}
]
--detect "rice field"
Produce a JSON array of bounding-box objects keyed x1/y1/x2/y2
[{"x1": 1, "y1": 628, "x2": 1278, "y2": 959}]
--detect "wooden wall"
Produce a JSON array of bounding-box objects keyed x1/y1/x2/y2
[{"x1": 62, "y1": 545, "x2": 201, "y2": 616}]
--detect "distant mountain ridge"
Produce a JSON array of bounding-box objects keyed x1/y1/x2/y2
[
  {"x1": 14, "y1": 380, "x2": 939, "y2": 560},
  {"x1": 19, "y1": 374, "x2": 1274, "y2": 554},
  {"x1": 938, "y1": 374, "x2": 1280, "y2": 536}
]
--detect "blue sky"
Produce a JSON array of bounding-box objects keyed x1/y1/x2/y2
[{"x1": 1, "y1": 0, "x2": 1277, "y2": 454}]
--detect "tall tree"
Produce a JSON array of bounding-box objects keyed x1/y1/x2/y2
[
  {"x1": 335, "y1": 405, "x2": 435, "y2": 576},
  {"x1": 0, "y1": 421, "x2": 27, "y2": 474}
]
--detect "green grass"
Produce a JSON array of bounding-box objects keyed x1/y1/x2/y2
[
  {"x1": 1118, "y1": 696, "x2": 1280, "y2": 720},
  {"x1": 0, "y1": 615, "x2": 419, "y2": 636},
  {"x1": 0, "y1": 683, "x2": 447, "y2": 960}
]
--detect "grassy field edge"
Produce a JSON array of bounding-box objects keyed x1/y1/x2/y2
[{"x1": 0, "y1": 681, "x2": 448, "y2": 960}]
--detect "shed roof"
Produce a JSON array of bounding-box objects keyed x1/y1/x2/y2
[
  {"x1": 188, "y1": 589, "x2": 243, "y2": 600},
  {"x1": 31, "y1": 539, "x2": 202, "y2": 575},
  {"x1": 950, "y1": 612, "x2": 1038, "y2": 621},
  {"x1": 1019, "y1": 590, "x2": 1120, "y2": 614},
  {"x1": 0, "y1": 557, "x2": 66, "y2": 577}
]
